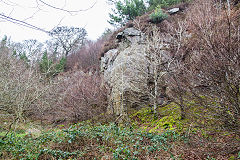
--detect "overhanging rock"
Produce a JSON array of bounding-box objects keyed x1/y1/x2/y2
[{"x1": 116, "y1": 27, "x2": 144, "y2": 44}]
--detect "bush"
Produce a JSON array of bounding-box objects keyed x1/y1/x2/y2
[
  {"x1": 59, "y1": 71, "x2": 108, "y2": 122},
  {"x1": 149, "y1": 6, "x2": 168, "y2": 23}
]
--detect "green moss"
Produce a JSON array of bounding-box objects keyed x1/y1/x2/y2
[
  {"x1": 149, "y1": 115, "x2": 183, "y2": 133},
  {"x1": 158, "y1": 102, "x2": 181, "y2": 116},
  {"x1": 130, "y1": 103, "x2": 188, "y2": 133},
  {"x1": 228, "y1": 155, "x2": 235, "y2": 160},
  {"x1": 130, "y1": 107, "x2": 154, "y2": 123}
]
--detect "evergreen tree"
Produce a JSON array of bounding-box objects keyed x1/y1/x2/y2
[
  {"x1": 39, "y1": 51, "x2": 66, "y2": 78},
  {"x1": 108, "y1": 0, "x2": 147, "y2": 26}
]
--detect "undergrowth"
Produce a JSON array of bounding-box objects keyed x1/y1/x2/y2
[
  {"x1": 0, "y1": 122, "x2": 185, "y2": 159},
  {"x1": 0, "y1": 103, "x2": 239, "y2": 159}
]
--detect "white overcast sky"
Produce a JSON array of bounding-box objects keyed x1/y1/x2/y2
[{"x1": 0, "y1": 0, "x2": 113, "y2": 42}]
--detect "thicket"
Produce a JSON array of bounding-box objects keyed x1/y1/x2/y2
[
  {"x1": 60, "y1": 72, "x2": 108, "y2": 122},
  {"x1": 0, "y1": 44, "x2": 58, "y2": 123},
  {"x1": 0, "y1": 31, "x2": 109, "y2": 125},
  {"x1": 167, "y1": 0, "x2": 240, "y2": 132}
]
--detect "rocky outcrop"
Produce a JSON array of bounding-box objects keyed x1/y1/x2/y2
[
  {"x1": 101, "y1": 45, "x2": 147, "y2": 115},
  {"x1": 101, "y1": 27, "x2": 148, "y2": 115},
  {"x1": 101, "y1": 27, "x2": 170, "y2": 116}
]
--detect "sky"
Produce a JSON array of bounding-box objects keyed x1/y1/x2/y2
[{"x1": 0, "y1": 0, "x2": 113, "y2": 43}]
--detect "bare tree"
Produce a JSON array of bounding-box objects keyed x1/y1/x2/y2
[
  {"x1": 143, "y1": 29, "x2": 173, "y2": 117},
  {"x1": 49, "y1": 26, "x2": 87, "y2": 57},
  {"x1": 0, "y1": 45, "x2": 56, "y2": 122},
  {"x1": 21, "y1": 39, "x2": 43, "y2": 63},
  {"x1": 60, "y1": 71, "x2": 108, "y2": 122},
  {"x1": 168, "y1": 0, "x2": 240, "y2": 131}
]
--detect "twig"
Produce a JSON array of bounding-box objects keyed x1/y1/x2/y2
[{"x1": 1, "y1": 117, "x2": 19, "y2": 140}]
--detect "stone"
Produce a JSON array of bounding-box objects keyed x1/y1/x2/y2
[
  {"x1": 123, "y1": 27, "x2": 142, "y2": 36},
  {"x1": 102, "y1": 44, "x2": 149, "y2": 115},
  {"x1": 100, "y1": 49, "x2": 119, "y2": 73},
  {"x1": 116, "y1": 27, "x2": 144, "y2": 44},
  {"x1": 167, "y1": 8, "x2": 180, "y2": 15}
]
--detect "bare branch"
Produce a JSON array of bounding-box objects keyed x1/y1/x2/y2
[
  {"x1": 22, "y1": 8, "x2": 41, "y2": 22},
  {"x1": 37, "y1": 0, "x2": 97, "y2": 15},
  {"x1": 1, "y1": 0, "x2": 18, "y2": 6}
]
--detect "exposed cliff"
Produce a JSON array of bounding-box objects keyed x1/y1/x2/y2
[{"x1": 100, "y1": 5, "x2": 186, "y2": 117}]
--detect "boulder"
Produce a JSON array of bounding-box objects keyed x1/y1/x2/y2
[{"x1": 103, "y1": 44, "x2": 148, "y2": 115}]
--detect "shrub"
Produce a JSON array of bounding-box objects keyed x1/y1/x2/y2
[
  {"x1": 149, "y1": 6, "x2": 168, "y2": 23},
  {"x1": 59, "y1": 71, "x2": 108, "y2": 122},
  {"x1": 167, "y1": 0, "x2": 240, "y2": 132}
]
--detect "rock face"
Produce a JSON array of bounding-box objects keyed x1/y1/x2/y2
[
  {"x1": 101, "y1": 45, "x2": 147, "y2": 115},
  {"x1": 101, "y1": 27, "x2": 148, "y2": 116},
  {"x1": 101, "y1": 49, "x2": 119, "y2": 73},
  {"x1": 101, "y1": 27, "x2": 169, "y2": 116}
]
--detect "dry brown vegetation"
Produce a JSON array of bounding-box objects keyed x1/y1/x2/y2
[
  {"x1": 0, "y1": 45, "x2": 59, "y2": 123},
  {"x1": 67, "y1": 40, "x2": 104, "y2": 71},
  {"x1": 166, "y1": 0, "x2": 240, "y2": 132},
  {"x1": 59, "y1": 71, "x2": 108, "y2": 123},
  {"x1": 0, "y1": 38, "x2": 109, "y2": 126}
]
